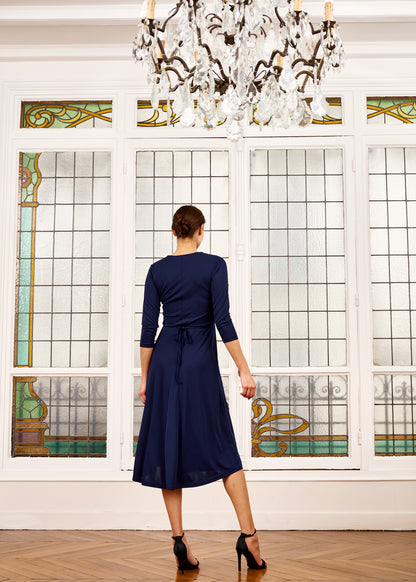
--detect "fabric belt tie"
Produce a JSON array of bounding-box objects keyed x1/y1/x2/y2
[{"x1": 175, "y1": 326, "x2": 193, "y2": 385}]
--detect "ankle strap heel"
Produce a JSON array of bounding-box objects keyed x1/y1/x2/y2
[{"x1": 236, "y1": 528, "x2": 267, "y2": 572}]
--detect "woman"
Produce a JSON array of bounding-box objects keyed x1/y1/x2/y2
[{"x1": 133, "y1": 204, "x2": 266, "y2": 574}]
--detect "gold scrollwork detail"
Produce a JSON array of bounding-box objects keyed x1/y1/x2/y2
[
  {"x1": 251, "y1": 397, "x2": 309, "y2": 457},
  {"x1": 21, "y1": 102, "x2": 112, "y2": 128}
]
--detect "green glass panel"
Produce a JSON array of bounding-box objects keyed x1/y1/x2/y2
[
  {"x1": 19, "y1": 232, "x2": 32, "y2": 258},
  {"x1": 375, "y1": 439, "x2": 416, "y2": 455},
  {"x1": 20, "y1": 206, "x2": 33, "y2": 232},
  {"x1": 257, "y1": 440, "x2": 348, "y2": 456},
  {"x1": 18, "y1": 259, "x2": 31, "y2": 286},
  {"x1": 18, "y1": 286, "x2": 30, "y2": 313},
  {"x1": 14, "y1": 381, "x2": 44, "y2": 420},
  {"x1": 16, "y1": 341, "x2": 29, "y2": 366},
  {"x1": 21, "y1": 102, "x2": 112, "y2": 128},
  {"x1": 17, "y1": 313, "x2": 29, "y2": 341}
]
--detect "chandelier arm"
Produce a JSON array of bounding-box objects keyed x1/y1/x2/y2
[
  {"x1": 295, "y1": 68, "x2": 315, "y2": 92},
  {"x1": 274, "y1": 7, "x2": 287, "y2": 29},
  {"x1": 160, "y1": 55, "x2": 195, "y2": 74},
  {"x1": 163, "y1": 67, "x2": 194, "y2": 91},
  {"x1": 253, "y1": 48, "x2": 287, "y2": 78}
]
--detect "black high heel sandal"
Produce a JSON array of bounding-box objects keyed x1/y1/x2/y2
[
  {"x1": 236, "y1": 528, "x2": 267, "y2": 572},
  {"x1": 172, "y1": 532, "x2": 200, "y2": 574}
]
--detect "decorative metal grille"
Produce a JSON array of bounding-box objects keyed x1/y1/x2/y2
[
  {"x1": 137, "y1": 98, "x2": 342, "y2": 127},
  {"x1": 369, "y1": 147, "x2": 416, "y2": 366},
  {"x1": 367, "y1": 97, "x2": 416, "y2": 125},
  {"x1": 250, "y1": 148, "x2": 346, "y2": 367},
  {"x1": 252, "y1": 375, "x2": 348, "y2": 457},
  {"x1": 21, "y1": 101, "x2": 112, "y2": 128},
  {"x1": 374, "y1": 374, "x2": 416, "y2": 455},
  {"x1": 134, "y1": 149, "x2": 230, "y2": 369},
  {"x1": 12, "y1": 376, "x2": 107, "y2": 457}
]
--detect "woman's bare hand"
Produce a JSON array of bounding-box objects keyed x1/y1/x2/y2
[
  {"x1": 138, "y1": 380, "x2": 147, "y2": 404},
  {"x1": 239, "y1": 370, "x2": 256, "y2": 399}
]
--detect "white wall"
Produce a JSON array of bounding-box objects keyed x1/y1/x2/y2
[{"x1": 1, "y1": 21, "x2": 416, "y2": 530}]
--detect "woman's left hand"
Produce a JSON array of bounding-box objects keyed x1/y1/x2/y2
[{"x1": 138, "y1": 380, "x2": 147, "y2": 404}]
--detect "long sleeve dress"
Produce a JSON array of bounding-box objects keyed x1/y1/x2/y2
[{"x1": 132, "y1": 251, "x2": 243, "y2": 490}]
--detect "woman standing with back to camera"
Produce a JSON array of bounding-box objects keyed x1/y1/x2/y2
[{"x1": 133, "y1": 204, "x2": 266, "y2": 574}]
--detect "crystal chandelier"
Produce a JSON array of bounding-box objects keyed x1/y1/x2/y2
[{"x1": 132, "y1": 0, "x2": 344, "y2": 139}]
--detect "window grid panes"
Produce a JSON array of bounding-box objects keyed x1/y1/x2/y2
[
  {"x1": 252, "y1": 375, "x2": 348, "y2": 457},
  {"x1": 250, "y1": 148, "x2": 347, "y2": 368},
  {"x1": 134, "y1": 149, "x2": 230, "y2": 370},
  {"x1": 369, "y1": 147, "x2": 416, "y2": 367},
  {"x1": 15, "y1": 151, "x2": 110, "y2": 369}
]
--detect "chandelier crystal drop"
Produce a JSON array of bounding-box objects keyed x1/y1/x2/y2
[{"x1": 132, "y1": 0, "x2": 344, "y2": 139}]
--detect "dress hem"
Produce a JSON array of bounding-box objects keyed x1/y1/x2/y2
[{"x1": 132, "y1": 464, "x2": 243, "y2": 490}]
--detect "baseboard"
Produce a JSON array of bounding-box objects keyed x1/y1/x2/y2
[{"x1": 1, "y1": 511, "x2": 415, "y2": 530}]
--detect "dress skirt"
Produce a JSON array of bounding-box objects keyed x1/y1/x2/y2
[{"x1": 132, "y1": 322, "x2": 243, "y2": 490}]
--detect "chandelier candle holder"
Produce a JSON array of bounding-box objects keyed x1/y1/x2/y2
[{"x1": 132, "y1": 0, "x2": 344, "y2": 139}]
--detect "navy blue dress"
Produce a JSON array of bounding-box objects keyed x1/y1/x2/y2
[{"x1": 132, "y1": 251, "x2": 243, "y2": 490}]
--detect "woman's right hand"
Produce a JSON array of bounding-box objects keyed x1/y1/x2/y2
[{"x1": 238, "y1": 370, "x2": 257, "y2": 400}]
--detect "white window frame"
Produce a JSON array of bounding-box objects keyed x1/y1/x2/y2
[{"x1": 0, "y1": 82, "x2": 415, "y2": 481}]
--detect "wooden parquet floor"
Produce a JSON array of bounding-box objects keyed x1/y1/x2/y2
[{"x1": 0, "y1": 530, "x2": 415, "y2": 582}]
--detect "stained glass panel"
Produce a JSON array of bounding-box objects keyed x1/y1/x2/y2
[
  {"x1": 251, "y1": 375, "x2": 348, "y2": 457},
  {"x1": 12, "y1": 376, "x2": 107, "y2": 457},
  {"x1": 137, "y1": 98, "x2": 342, "y2": 127},
  {"x1": 21, "y1": 102, "x2": 112, "y2": 128},
  {"x1": 367, "y1": 98, "x2": 416, "y2": 125},
  {"x1": 374, "y1": 374, "x2": 416, "y2": 455},
  {"x1": 15, "y1": 151, "x2": 110, "y2": 368}
]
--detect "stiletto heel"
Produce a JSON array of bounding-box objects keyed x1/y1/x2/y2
[
  {"x1": 172, "y1": 532, "x2": 199, "y2": 574},
  {"x1": 235, "y1": 528, "x2": 267, "y2": 571},
  {"x1": 237, "y1": 548, "x2": 242, "y2": 572}
]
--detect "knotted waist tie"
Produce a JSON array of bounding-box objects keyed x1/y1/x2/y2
[{"x1": 175, "y1": 326, "x2": 193, "y2": 385}]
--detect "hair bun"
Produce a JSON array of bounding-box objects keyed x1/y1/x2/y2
[{"x1": 178, "y1": 219, "x2": 190, "y2": 235}]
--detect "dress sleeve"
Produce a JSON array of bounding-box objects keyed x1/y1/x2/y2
[
  {"x1": 211, "y1": 257, "x2": 238, "y2": 343},
  {"x1": 140, "y1": 265, "x2": 161, "y2": 348}
]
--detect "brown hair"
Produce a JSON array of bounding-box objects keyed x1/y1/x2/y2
[{"x1": 171, "y1": 205, "x2": 206, "y2": 239}]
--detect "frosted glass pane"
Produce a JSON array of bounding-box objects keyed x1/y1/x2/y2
[{"x1": 251, "y1": 150, "x2": 268, "y2": 174}]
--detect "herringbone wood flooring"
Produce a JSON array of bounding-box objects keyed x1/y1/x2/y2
[{"x1": 0, "y1": 530, "x2": 415, "y2": 582}]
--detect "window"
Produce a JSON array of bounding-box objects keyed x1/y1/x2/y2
[{"x1": 4, "y1": 92, "x2": 415, "y2": 479}]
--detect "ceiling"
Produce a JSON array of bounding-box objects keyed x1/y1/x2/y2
[{"x1": 0, "y1": 0, "x2": 416, "y2": 24}]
